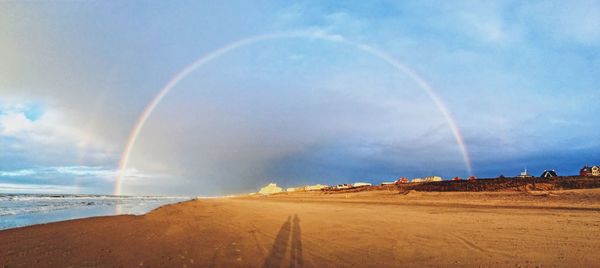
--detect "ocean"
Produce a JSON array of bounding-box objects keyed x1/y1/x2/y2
[{"x1": 0, "y1": 194, "x2": 191, "y2": 230}]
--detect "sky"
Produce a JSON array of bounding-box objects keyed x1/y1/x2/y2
[{"x1": 1, "y1": 0, "x2": 599, "y2": 196}]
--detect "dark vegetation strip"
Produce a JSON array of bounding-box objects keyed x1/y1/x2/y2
[{"x1": 323, "y1": 176, "x2": 600, "y2": 193}]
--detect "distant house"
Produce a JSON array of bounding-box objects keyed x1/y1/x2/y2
[
  {"x1": 580, "y1": 166, "x2": 600, "y2": 177},
  {"x1": 580, "y1": 166, "x2": 589, "y2": 176},
  {"x1": 411, "y1": 178, "x2": 424, "y2": 183},
  {"x1": 452, "y1": 177, "x2": 462, "y2": 181},
  {"x1": 395, "y1": 177, "x2": 409, "y2": 184},
  {"x1": 336, "y1": 184, "x2": 353, "y2": 189},
  {"x1": 286, "y1": 186, "x2": 308, "y2": 192},
  {"x1": 286, "y1": 187, "x2": 297, "y2": 192},
  {"x1": 305, "y1": 184, "x2": 328, "y2": 191},
  {"x1": 381, "y1": 181, "x2": 396, "y2": 186},
  {"x1": 353, "y1": 182, "x2": 372, "y2": 187},
  {"x1": 259, "y1": 183, "x2": 283, "y2": 195},
  {"x1": 517, "y1": 168, "x2": 533, "y2": 178},
  {"x1": 540, "y1": 170, "x2": 558, "y2": 178},
  {"x1": 468, "y1": 176, "x2": 477, "y2": 181},
  {"x1": 424, "y1": 176, "x2": 442, "y2": 182},
  {"x1": 287, "y1": 184, "x2": 327, "y2": 192}
]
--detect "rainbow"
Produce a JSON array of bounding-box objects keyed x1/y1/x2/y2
[{"x1": 115, "y1": 31, "x2": 472, "y2": 196}]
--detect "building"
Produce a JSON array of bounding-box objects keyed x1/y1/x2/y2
[
  {"x1": 580, "y1": 166, "x2": 589, "y2": 176},
  {"x1": 395, "y1": 177, "x2": 409, "y2": 184},
  {"x1": 381, "y1": 181, "x2": 396, "y2": 186},
  {"x1": 336, "y1": 184, "x2": 353, "y2": 189},
  {"x1": 259, "y1": 183, "x2": 283, "y2": 195},
  {"x1": 452, "y1": 177, "x2": 462, "y2": 181},
  {"x1": 286, "y1": 184, "x2": 328, "y2": 192},
  {"x1": 517, "y1": 168, "x2": 533, "y2": 178},
  {"x1": 468, "y1": 176, "x2": 477, "y2": 181},
  {"x1": 424, "y1": 176, "x2": 442, "y2": 182},
  {"x1": 411, "y1": 178, "x2": 424, "y2": 183},
  {"x1": 353, "y1": 182, "x2": 372, "y2": 187},
  {"x1": 305, "y1": 184, "x2": 328, "y2": 191},
  {"x1": 540, "y1": 170, "x2": 558, "y2": 178},
  {"x1": 580, "y1": 166, "x2": 600, "y2": 177}
]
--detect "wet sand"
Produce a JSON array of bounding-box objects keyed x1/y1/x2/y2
[{"x1": 1, "y1": 189, "x2": 600, "y2": 267}]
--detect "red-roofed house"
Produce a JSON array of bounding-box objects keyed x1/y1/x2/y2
[{"x1": 580, "y1": 166, "x2": 600, "y2": 177}]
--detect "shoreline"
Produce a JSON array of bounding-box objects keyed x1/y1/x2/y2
[{"x1": 0, "y1": 195, "x2": 192, "y2": 231}]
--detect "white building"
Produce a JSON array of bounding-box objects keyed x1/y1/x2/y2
[
  {"x1": 411, "y1": 178, "x2": 424, "y2": 183},
  {"x1": 259, "y1": 183, "x2": 283, "y2": 195},
  {"x1": 286, "y1": 187, "x2": 298, "y2": 192},
  {"x1": 305, "y1": 184, "x2": 328, "y2": 191},
  {"x1": 336, "y1": 184, "x2": 353, "y2": 189},
  {"x1": 353, "y1": 182, "x2": 372, "y2": 187},
  {"x1": 424, "y1": 176, "x2": 442, "y2": 182},
  {"x1": 517, "y1": 168, "x2": 533, "y2": 178}
]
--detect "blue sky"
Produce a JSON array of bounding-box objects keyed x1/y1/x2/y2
[{"x1": 1, "y1": 1, "x2": 599, "y2": 195}]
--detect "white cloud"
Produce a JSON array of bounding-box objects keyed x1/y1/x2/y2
[
  {"x1": 0, "y1": 183, "x2": 80, "y2": 194},
  {"x1": 0, "y1": 165, "x2": 158, "y2": 194},
  {"x1": 0, "y1": 166, "x2": 152, "y2": 181},
  {"x1": 1, "y1": 101, "x2": 78, "y2": 144},
  {"x1": 0, "y1": 110, "x2": 33, "y2": 135},
  {"x1": 0, "y1": 169, "x2": 36, "y2": 177},
  {"x1": 0, "y1": 99, "x2": 119, "y2": 166}
]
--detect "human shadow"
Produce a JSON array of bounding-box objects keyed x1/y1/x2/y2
[
  {"x1": 289, "y1": 214, "x2": 303, "y2": 268},
  {"x1": 262, "y1": 215, "x2": 304, "y2": 268},
  {"x1": 262, "y1": 216, "x2": 292, "y2": 268}
]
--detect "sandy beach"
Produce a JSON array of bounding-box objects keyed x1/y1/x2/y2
[{"x1": 2, "y1": 189, "x2": 600, "y2": 267}]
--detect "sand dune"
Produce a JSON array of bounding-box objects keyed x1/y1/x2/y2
[{"x1": 2, "y1": 189, "x2": 600, "y2": 267}]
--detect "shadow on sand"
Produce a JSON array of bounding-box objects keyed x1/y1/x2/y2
[
  {"x1": 290, "y1": 214, "x2": 303, "y2": 268},
  {"x1": 262, "y1": 214, "x2": 303, "y2": 268}
]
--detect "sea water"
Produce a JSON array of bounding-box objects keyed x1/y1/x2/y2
[{"x1": 0, "y1": 194, "x2": 190, "y2": 230}]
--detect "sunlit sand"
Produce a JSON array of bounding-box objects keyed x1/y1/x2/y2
[{"x1": 2, "y1": 188, "x2": 599, "y2": 267}]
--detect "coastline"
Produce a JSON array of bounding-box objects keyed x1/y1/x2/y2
[{"x1": 0, "y1": 195, "x2": 191, "y2": 230}]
